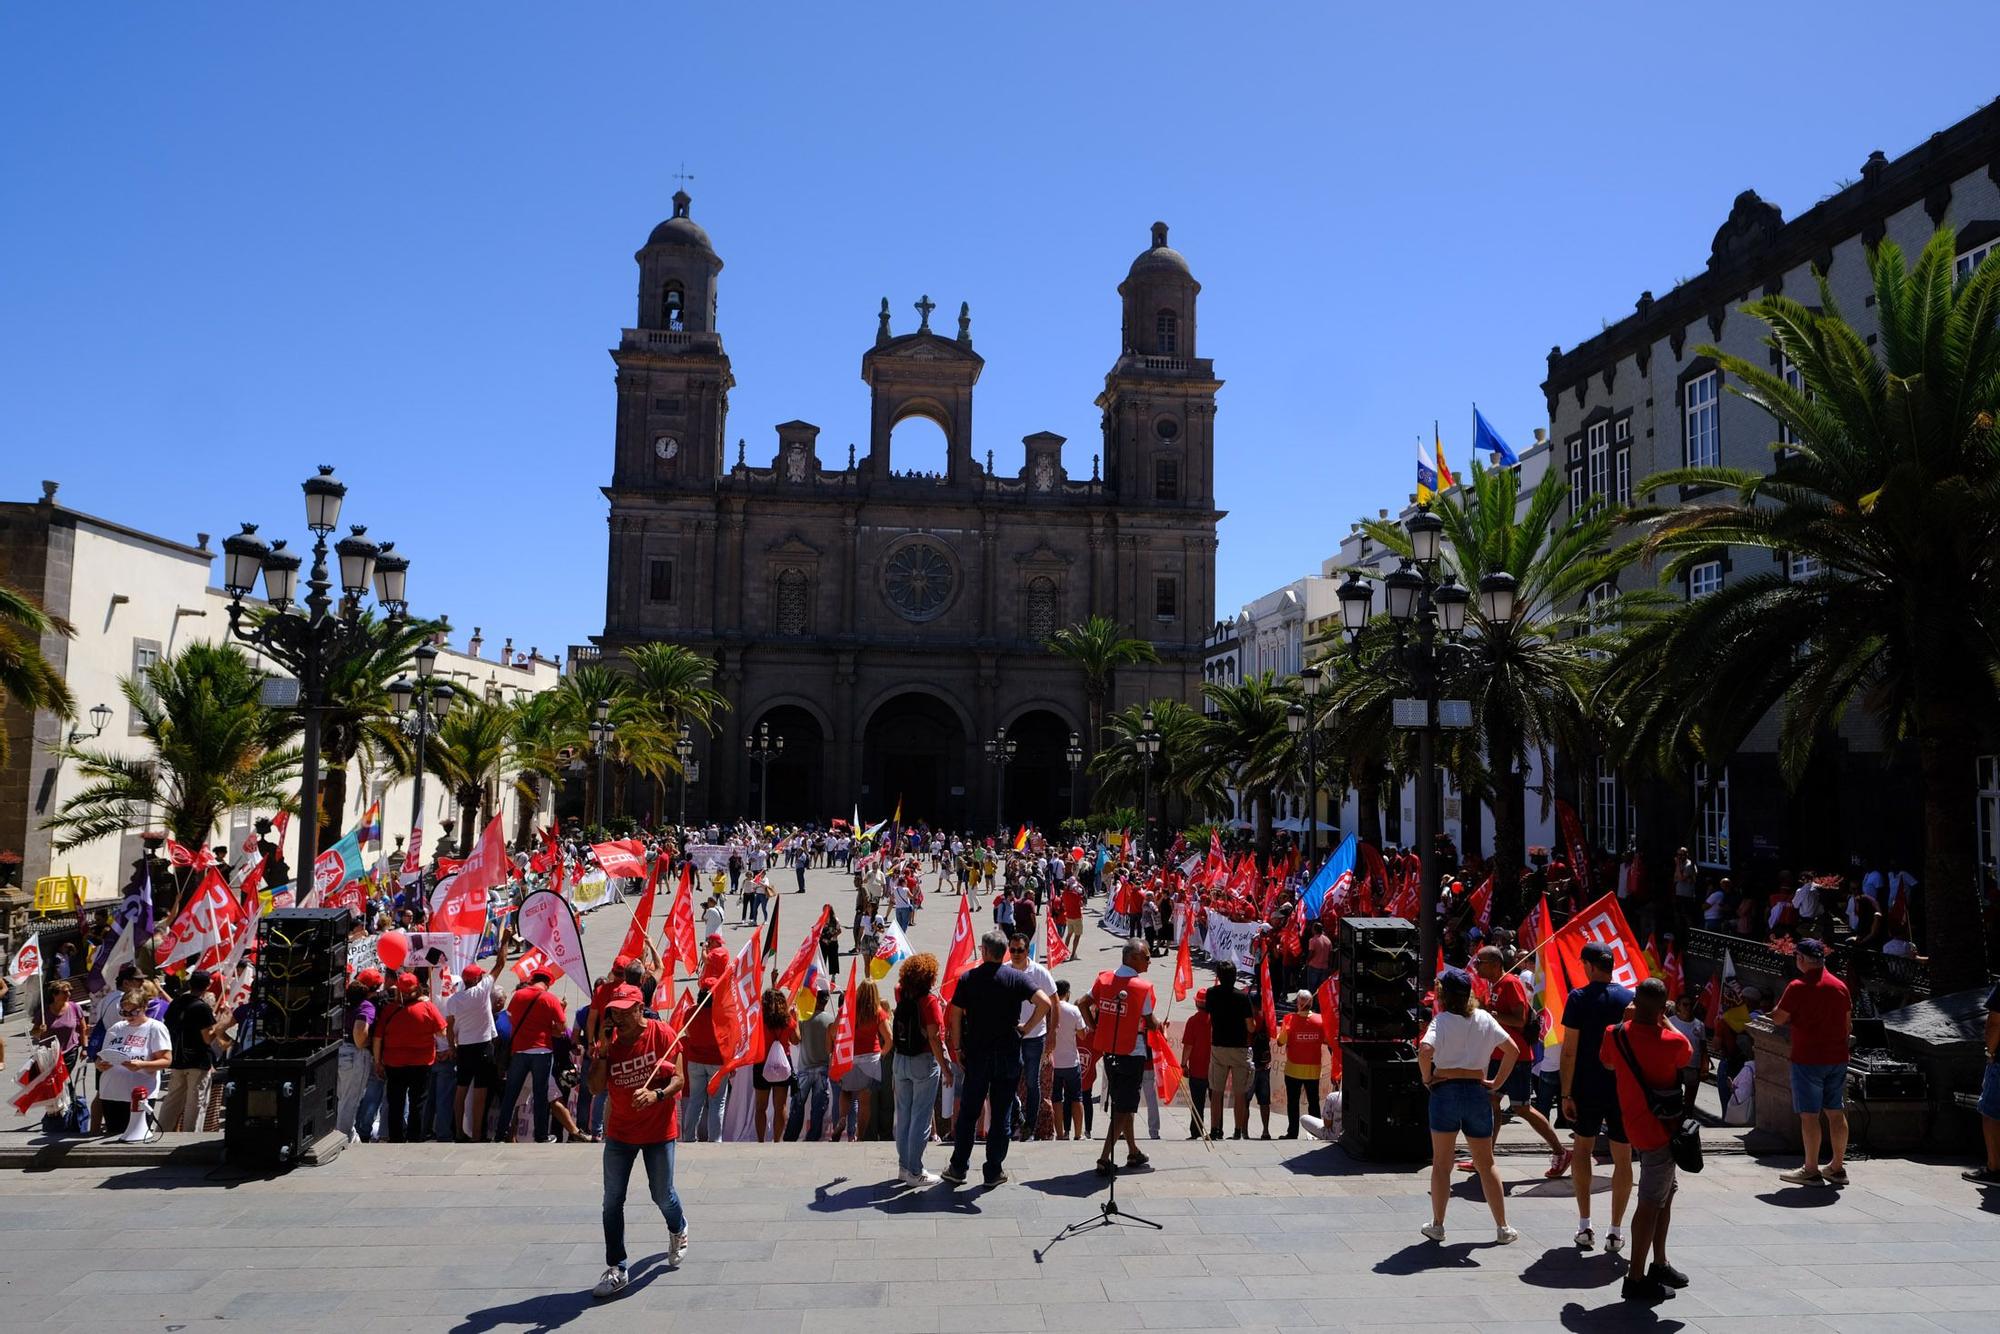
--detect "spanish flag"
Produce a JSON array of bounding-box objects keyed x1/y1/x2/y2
[
  {"x1": 1434, "y1": 421, "x2": 1456, "y2": 492},
  {"x1": 1012, "y1": 825, "x2": 1030, "y2": 852}
]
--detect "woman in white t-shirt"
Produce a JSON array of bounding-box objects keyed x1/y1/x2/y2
[
  {"x1": 1416, "y1": 968, "x2": 1518, "y2": 1246},
  {"x1": 95, "y1": 995, "x2": 173, "y2": 1136}
]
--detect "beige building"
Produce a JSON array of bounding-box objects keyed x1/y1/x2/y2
[{"x1": 0, "y1": 481, "x2": 562, "y2": 905}]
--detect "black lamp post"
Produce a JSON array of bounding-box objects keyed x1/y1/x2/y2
[
  {"x1": 220, "y1": 467, "x2": 410, "y2": 901},
  {"x1": 1299, "y1": 665, "x2": 1325, "y2": 866},
  {"x1": 1065, "y1": 730, "x2": 1084, "y2": 820},
  {"x1": 744, "y1": 721, "x2": 783, "y2": 825},
  {"x1": 1334, "y1": 510, "x2": 1517, "y2": 974},
  {"x1": 1137, "y1": 708, "x2": 1162, "y2": 863},
  {"x1": 590, "y1": 697, "x2": 614, "y2": 828},
  {"x1": 983, "y1": 727, "x2": 1017, "y2": 836},
  {"x1": 674, "y1": 725, "x2": 695, "y2": 827},
  {"x1": 387, "y1": 643, "x2": 453, "y2": 858}
]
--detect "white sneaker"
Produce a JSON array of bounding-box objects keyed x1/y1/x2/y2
[
  {"x1": 1605, "y1": 1230, "x2": 1624, "y2": 1254},
  {"x1": 1419, "y1": 1223, "x2": 1446, "y2": 1243},
  {"x1": 912, "y1": 1170, "x2": 941, "y2": 1186},
  {"x1": 1495, "y1": 1226, "x2": 1520, "y2": 1245},
  {"x1": 667, "y1": 1228, "x2": 689, "y2": 1264},
  {"x1": 1575, "y1": 1226, "x2": 1595, "y2": 1250},
  {"x1": 592, "y1": 1265, "x2": 629, "y2": 1299}
]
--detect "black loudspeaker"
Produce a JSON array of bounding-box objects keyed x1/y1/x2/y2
[
  {"x1": 1339, "y1": 1042, "x2": 1429, "y2": 1162},
  {"x1": 252, "y1": 908, "x2": 353, "y2": 1046},
  {"x1": 224, "y1": 1039, "x2": 340, "y2": 1168},
  {"x1": 1339, "y1": 916, "x2": 1422, "y2": 1041}
]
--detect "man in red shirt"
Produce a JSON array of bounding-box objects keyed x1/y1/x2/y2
[
  {"x1": 498, "y1": 968, "x2": 569, "y2": 1144},
  {"x1": 1473, "y1": 947, "x2": 1569, "y2": 1178},
  {"x1": 1771, "y1": 939, "x2": 1853, "y2": 1186},
  {"x1": 1601, "y1": 978, "x2": 1692, "y2": 1304},
  {"x1": 1180, "y1": 991, "x2": 1212, "y2": 1140},
  {"x1": 373, "y1": 972, "x2": 447, "y2": 1144},
  {"x1": 588, "y1": 984, "x2": 689, "y2": 1300}
]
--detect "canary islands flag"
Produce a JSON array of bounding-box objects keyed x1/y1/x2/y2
[{"x1": 1416, "y1": 436, "x2": 1437, "y2": 503}]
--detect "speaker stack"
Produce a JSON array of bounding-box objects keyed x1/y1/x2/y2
[
  {"x1": 1337, "y1": 916, "x2": 1429, "y2": 1162},
  {"x1": 224, "y1": 907, "x2": 353, "y2": 1168}
]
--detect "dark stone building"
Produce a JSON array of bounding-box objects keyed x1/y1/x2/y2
[{"x1": 593, "y1": 195, "x2": 1223, "y2": 828}]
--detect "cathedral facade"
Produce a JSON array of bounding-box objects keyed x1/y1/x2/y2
[{"x1": 595, "y1": 193, "x2": 1222, "y2": 829}]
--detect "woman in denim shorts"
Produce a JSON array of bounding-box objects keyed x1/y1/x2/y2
[{"x1": 1417, "y1": 968, "x2": 1521, "y2": 1245}]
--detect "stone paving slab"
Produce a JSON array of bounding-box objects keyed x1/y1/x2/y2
[{"x1": 5, "y1": 1139, "x2": 1999, "y2": 1332}]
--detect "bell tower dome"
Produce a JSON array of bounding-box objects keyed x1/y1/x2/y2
[
  {"x1": 1118, "y1": 220, "x2": 1198, "y2": 358},
  {"x1": 636, "y1": 189, "x2": 722, "y2": 333}
]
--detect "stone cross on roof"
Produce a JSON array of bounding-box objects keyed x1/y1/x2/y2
[{"x1": 914, "y1": 294, "x2": 936, "y2": 332}]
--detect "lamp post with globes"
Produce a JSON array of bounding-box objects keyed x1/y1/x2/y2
[
  {"x1": 589, "y1": 698, "x2": 614, "y2": 829},
  {"x1": 219, "y1": 467, "x2": 410, "y2": 900},
  {"x1": 675, "y1": 725, "x2": 695, "y2": 827},
  {"x1": 1137, "y1": 708, "x2": 1162, "y2": 863},
  {"x1": 744, "y1": 721, "x2": 784, "y2": 825},
  {"x1": 1334, "y1": 507, "x2": 1517, "y2": 974},
  {"x1": 983, "y1": 727, "x2": 1017, "y2": 837},
  {"x1": 386, "y1": 644, "x2": 453, "y2": 861},
  {"x1": 1065, "y1": 731, "x2": 1084, "y2": 820}
]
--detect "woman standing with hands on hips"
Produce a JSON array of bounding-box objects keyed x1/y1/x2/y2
[{"x1": 1417, "y1": 967, "x2": 1520, "y2": 1245}]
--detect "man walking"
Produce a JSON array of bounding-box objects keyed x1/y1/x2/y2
[
  {"x1": 1084, "y1": 939, "x2": 1161, "y2": 1175},
  {"x1": 1007, "y1": 933, "x2": 1055, "y2": 1138},
  {"x1": 589, "y1": 984, "x2": 689, "y2": 1299},
  {"x1": 1602, "y1": 978, "x2": 1692, "y2": 1304},
  {"x1": 1772, "y1": 938, "x2": 1852, "y2": 1186},
  {"x1": 941, "y1": 931, "x2": 1050, "y2": 1186},
  {"x1": 1561, "y1": 942, "x2": 1635, "y2": 1253}
]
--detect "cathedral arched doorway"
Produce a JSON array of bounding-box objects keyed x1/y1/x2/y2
[
  {"x1": 749, "y1": 704, "x2": 824, "y2": 825},
  {"x1": 1002, "y1": 708, "x2": 1076, "y2": 834},
  {"x1": 861, "y1": 691, "x2": 967, "y2": 829}
]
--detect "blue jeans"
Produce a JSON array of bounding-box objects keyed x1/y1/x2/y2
[
  {"x1": 785, "y1": 1066, "x2": 832, "y2": 1141},
  {"x1": 602, "y1": 1138, "x2": 685, "y2": 1268},
  {"x1": 948, "y1": 1047, "x2": 1020, "y2": 1179},
  {"x1": 499, "y1": 1051, "x2": 554, "y2": 1142},
  {"x1": 893, "y1": 1052, "x2": 940, "y2": 1175},
  {"x1": 683, "y1": 1061, "x2": 729, "y2": 1142},
  {"x1": 356, "y1": 1072, "x2": 385, "y2": 1142},
  {"x1": 429, "y1": 1063, "x2": 456, "y2": 1141},
  {"x1": 1014, "y1": 1035, "x2": 1046, "y2": 1136}
]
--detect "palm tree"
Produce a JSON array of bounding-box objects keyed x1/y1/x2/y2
[
  {"x1": 46, "y1": 641, "x2": 298, "y2": 856},
  {"x1": 1196, "y1": 674, "x2": 1298, "y2": 857},
  {"x1": 1090, "y1": 699, "x2": 1227, "y2": 828},
  {"x1": 313, "y1": 615, "x2": 439, "y2": 844},
  {"x1": 505, "y1": 691, "x2": 572, "y2": 846},
  {"x1": 429, "y1": 693, "x2": 524, "y2": 853},
  {"x1": 625, "y1": 641, "x2": 729, "y2": 817},
  {"x1": 1350, "y1": 462, "x2": 1653, "y2": 920},
  {"x1": 0, "y1": 580, "x2": 75, "y2": 764},
  {"x1": 553, "y1": 664, "x2": 673, "y2": 826},
  {"x1": 1045, "y1": 615, "x2": 1159, "y2": 769},
  {"x1": 1606, "y1": 228, "x2": 2000, "y2": 989}
]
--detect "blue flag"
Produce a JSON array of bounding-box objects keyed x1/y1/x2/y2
[
  {"x1": 1299, "y1": 833, "x2": 1358, "y2": 921},
  {"x1": 1472, "y1": 406, "x2": 1518, "y2": 466}
]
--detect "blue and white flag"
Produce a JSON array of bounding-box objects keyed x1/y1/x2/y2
[
  {"x1": 87, "y1": 869, "x2": 156, "y2": 996},
  {"x1": 1472, "y1": 406, "x2": 1519, "y2": 466},
  {"x1": 1300, "y1": 833, "x2": 1358, "y2": 921}
]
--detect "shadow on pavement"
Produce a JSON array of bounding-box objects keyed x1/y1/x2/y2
[
  {"x1": 87, "y1": 1163, "x2": 291, "y2": 1189},
  {"x1": 450, "y1": 1252, "x2": 671, "y2": 1333},
  {"x1": 1518, "y1": 1246, "x2": 1625, "y2": 1289},
  {"x1": 1754, "y1": 1186, "x2": 1841, "y2": 1209},
  {"x1": 1373, "y1": 1239, "x2": 1483, "y2": 1273},
  {"x1": 807, "y1": 1174, "x2": 982, "y2": 1214},
  {"x1": 1559, "y1": 1298, "x2": 1688, "y2": 1332}
]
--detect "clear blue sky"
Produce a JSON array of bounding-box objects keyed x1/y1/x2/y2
[{"x1": 4, "y1": 5, "x2": 1992, "y2": 659}]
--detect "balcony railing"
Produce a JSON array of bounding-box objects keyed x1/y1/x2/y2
[{"x1": 620, "y1": 328, "x2": 722, "y2": 353}]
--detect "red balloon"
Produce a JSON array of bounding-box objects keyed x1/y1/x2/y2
[{"x1": 377, "y1": 929, "x2": 410, "y2": 970}]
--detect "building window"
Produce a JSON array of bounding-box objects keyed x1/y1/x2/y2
[
  {"x1": 1684, "y1": 370, "x2": 1720, "y2": 468},
  {"x1": 1979, "y1": 755, "x2": 2000, "y2": 883},
  {"x1": 775, "y1": 568, "x2": 809, "y2": 636},
  {"x1": 1778, "y1": 358, "x2": 1805, "y2": 456},
  {"x1": 1565, "y1": 435, "x2": 1585, "y2": 510},
  {"x1": 130, "y1": 639, "x2": 161, "y2": 733},
  {"x1": 1025, "y1": 576, "x2": 1059, "y2": 641},
  {"x1": 648, "y1": 559, "x2": 676, "y2": 603},
  {"x1": 1153, "y1": 576, "x2": 1179, "y2": 621},
  {"x1": 1614, "y1": 445, "x2": 1631, "y2": 505},
  {"x1": 1583, "y1": 581, "x2": 1618, "y2": 659},
  {"x1": 1956, "y1": 240, "x2": 1997, "y2": 284},
  {"x1": 1594, "y1": 756, "x2": 1621, "y2": 850},
  {"x1": 1153, "y1": 457, "x2": 1180, "y2": 501},
  {"x1": 1694, "y1": 762, "x2": 1730, "y2": 868},
  {"x1": 1586, "y1": 419, "x2": 1609, "y2": 499},
  {"x1": 1155, "y1": 310, "x2": 1177, "y2": 355},
  {"x1": 1688, "y1": 560, "x2": 1723, "y2": 600},
  {"x1": 1788, "y1": 552, "x2": 1822, "y2": 581},
  {"x1": 662, "y1": 284, "x2": 684, "y2": 330}
]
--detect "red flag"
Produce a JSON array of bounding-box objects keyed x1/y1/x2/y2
[
  {"x1": 157, "y1": 867, "x2": 249, "y2": 974},
  {"x1": 1662, "y1": 943, "x2": 1685, "y2": 1002},
  {"x1": 11, "y1": 1046, "x2": 68, "y2": 1117},
  {"x1": 780, "y1": 905, "x2": 835, "y2": 996},
  {"x1": 667, "y1": 985, "x2": 694, "y2": 1032},
  {"x1": 663, "y1": 864, "x2": 697, "y2": 972},
  {"x1": 1538, "y1": 892, "x2": 1648, "y2": 1049},
  {"x1": 1315, "y1": 974, "x2": 1343, "y2": 1081},
  {"x1": 592, "y1": 838, "x2": 648, "y2": 879},
  {"x1": 707, "y1": 927, "x2": 764, "y2": 1095},
  {"x1": 941, "y1": 893, "x2": 976, "y2": 1003},
  {"x1": 1257, "y1": 948, "x2": 1278, "y2": 1045},
  {"x1": 1172, "y1": 915, "x2": 1194, "y2": 1002},
  {"x1": 512, "y1": 944, "x2": 562, "y2": 985},
  {"x1": 829, "y1": 956, "x2": 858, "y2": 1083},
  {"x1": 1554, "y1": 799, "x2": 1594, "y2": 894},
  {"x1": 1700, "y1": 970, "x2": 1722, "y2": 1035},
  {"x1": 1519, "y1": 899, "x2": 1553, "y2": 954},
  {"x1": 616, "y1": 852, "x2": 663, "y2": 965},
  {"x1": 165, "y1": 839, "x2": 214, "y2": 871},
  {"x1": 1148, "y1": 1027, "x2": 1183, "y2": 1107},
  {"x1": 1357, "y1": 841, "x2": 1390, "y2": 916},
  {"x1": 1045, "y1": 904, "x2": 1071, "y2": 967},
  {"x1": 428, "y1": 815, "x2": 508, "y2": 935}
]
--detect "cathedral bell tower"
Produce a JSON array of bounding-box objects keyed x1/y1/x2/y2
[
  {"x1": 611, "y1": 190, "x2": 733, "y2": 491},
  {"x1": 1097, "y1": 221, "x2": 1219, "y2": 510}
]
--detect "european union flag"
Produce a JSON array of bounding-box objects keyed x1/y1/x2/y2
[{"x1": 1472, "y1": 406, "x2": 1519, "y2": 466}]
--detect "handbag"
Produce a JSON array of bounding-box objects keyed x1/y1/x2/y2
[
  {"x1": 762, "y1": 1038, "x2": 793, "y2": 1082},
  {"x1": 1669, "y1": 1116, "x2": 1704, "y2": 1173}
]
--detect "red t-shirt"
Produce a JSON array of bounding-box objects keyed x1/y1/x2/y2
[
  {"x1": 1063, "y1": 888, "x2": 1083, "y2": 921},
  {"x1": 1491, "y1": 973, "x2": 1534, "y2": 1062},
  {"x1": 1181, "y1": 1009, "x2": 1212, "y2": 1075},
  {"x1": 1777, "y1": 969, "x2": 1851, "y2": 1065},
  {"x1": 1281, "y1": 1013, "x2": 1325, "y2": 1073},
  {"x1": 506, "y1": 985, "x2": 568, "y2": 1053},
  {"x1": 378, "y1": 1000, "x2": 446, "y2": 1068},
  {"x1": 603, "y1": 1017, "x2": 682, "y2": 1144},
  {"x1": 1600, "y1": 1020, "x2": 1693, "y2": 1152},
  {"x1": 855, "y1": 1007, "x2": 883, "y2": 1055}
]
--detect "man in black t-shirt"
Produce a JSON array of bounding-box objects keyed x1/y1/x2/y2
[
  {"x1": 1204, "y1": 960, "x2": 1253, "y2": 1140},
  {"x1": 943, "y1": 931, "x2": 1051, "y2": 1186},
  {"x1": 159, "y1": 970, "x2": 223, "y2": 1133}
]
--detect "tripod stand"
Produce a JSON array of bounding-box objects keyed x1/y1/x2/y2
[{"x1": 1035, "y1": 1166, "x2": 1163, "y2": 1259}]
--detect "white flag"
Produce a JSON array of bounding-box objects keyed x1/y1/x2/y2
[{"x1": 7, "y1": 933, "x2": 41, "y2": 986}]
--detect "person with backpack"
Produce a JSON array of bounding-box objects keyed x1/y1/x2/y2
[
  {"x1": 1602, "y1": 977, "x2": 1694, "y2": 1304},
  {"x1": 890, "y1": 952, "x2": 951, "y2": 1183}
]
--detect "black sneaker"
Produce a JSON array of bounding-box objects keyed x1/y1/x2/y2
[
  {"x1": 1650, "y1": 1263, "x2": 1689, "y2": 1290},
  {"x1": 939, "y1": 1163, "x2": 967, "y2": 1186},
  {"x1": 983, "y1": 1170, "x2": 1009, "y2": 1187},
  {"x1": 1621, "y1": 1277, "x2": 1673, "y2": 1304}
]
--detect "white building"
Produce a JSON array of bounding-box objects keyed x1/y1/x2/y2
[{"x1": 0, "y1": 481, "x2": 563, "y2": 905}]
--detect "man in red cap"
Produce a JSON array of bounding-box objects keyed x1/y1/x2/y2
[
  {"x1": 499, "y1": 967, "x2": 569, "y2": 1143},
  {"x1": 373, "y1": 973, "x2": 446, "y2": 1143},
  {"x1": 679, "y1": 935, "x2": 733, "y2": 1142},
  {"x1": 446, "y1": 949, "x2": 503, "y2": 1142},
  {"x1": 589, "y1": 983, "x2": 689, "y2": 1299}
]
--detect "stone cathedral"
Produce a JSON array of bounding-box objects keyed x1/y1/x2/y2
[{"x1": 595, "y1": 192, "x2": 1222, "y2": 829}]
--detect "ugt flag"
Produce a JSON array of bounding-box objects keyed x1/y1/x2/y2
[{"x1": 1300, "y1": 833, "x2": 1357, "y2": 921}]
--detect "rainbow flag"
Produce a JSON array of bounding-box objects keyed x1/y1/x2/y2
[
  {"x1": 1012, "y1": 825, "x2": 1030, "y2": 852},
  {"x1": 359, "y1": 799, "x2": 382, "y2": 848}
]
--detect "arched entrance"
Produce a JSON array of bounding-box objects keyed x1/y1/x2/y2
[
  {"x1": 1003, "y1": 709, "x2": 1076, "y2": 833},
  {"x1": 750, "y1": 704, "x2": 824, "y2": 824},
  {"x1": 862, "y1": 692, "x2": 967, "y2": 829}
]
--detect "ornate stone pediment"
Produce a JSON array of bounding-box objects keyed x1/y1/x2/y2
[
  {"x1": 765, "y1": 531, "x2": 824, "y2": 560},
  {"x1": 1013, "y1": 540, "x2": 1073, "y2": 569}
]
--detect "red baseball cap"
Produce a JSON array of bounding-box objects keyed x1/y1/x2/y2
[
  {"x1": 461, "y1": 965, "x2": 485, "y2": 984},
  {"x1": 601, "y1": 983, "x2": 645, "y2": 1013},
  {"x1": 356, "y1": 968, "x2": 384, "y2": 989},
  {"x1": 395, "y1": 972, "x2": 421, "y2": 995}
]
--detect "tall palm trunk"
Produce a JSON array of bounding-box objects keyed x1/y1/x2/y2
[
  {"x1": 457, "y1": 787, "x2": 480, "y2": 855},
  {"x1": 516, "y1": 775, "x2": 543, "y2": 847},
  {"x1": 1353, "y1": 759, "x2": 1384, "y2": 849},
  {"x1": 1253, "y1": 786, "x2": 1275, "y2": 860},
  {"x1": 1914, "y1": 686, "x2": 1985, "y2": 990}
]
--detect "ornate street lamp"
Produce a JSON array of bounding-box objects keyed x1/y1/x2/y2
[
  {"x1": 1137, "y1": 707, "x2": 1162, "y2": 862},
  {"x1": 983, "y1": 727, "x2": 1017, "y2": 835},
  {"x1": 591, "y1": 697, "x2": 616, "y2": 828},
  {"x1": 674, "y1": 724, "x2": 696, "y2": 827},
  {"x1": 1065, "y1": 730, "x2": 1084, "y2": 820},
  {"x1": 387, "y1": 641, "x2": 453, "y2": 864},
  {"x1": 219, "y1": 467, "x2": 410, "y2": 899},
  {"x1": 744, "y1": 721, "x2": 783, "y2": 825}
]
